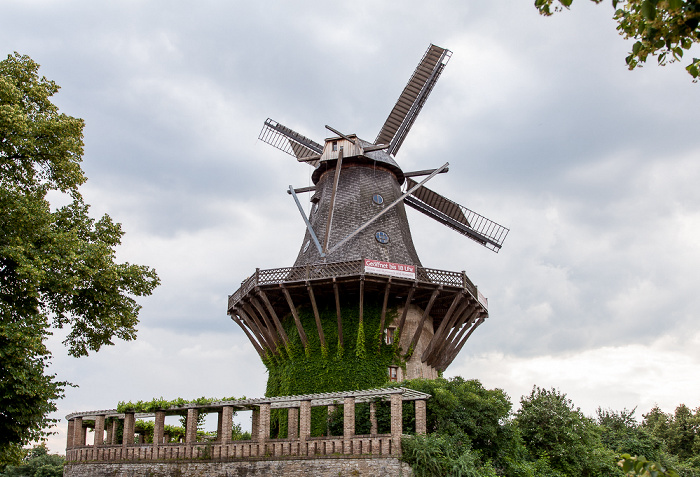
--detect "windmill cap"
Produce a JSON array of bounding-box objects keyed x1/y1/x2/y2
[{"x1": 311, "y1": 136, "x2": 405, "y2": 185}]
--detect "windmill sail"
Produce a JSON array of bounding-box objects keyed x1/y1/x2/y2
[
  {"x1": 404, "y1": 178, "x2": 509, "y2": 252},
  {"x1": 259, "y1": 118, "x2": 323, "y2": 165},
  {"x1": 375, "y1": 44, "x2": 452, "y2": 156}
]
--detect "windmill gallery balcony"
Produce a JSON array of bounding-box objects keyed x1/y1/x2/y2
[
  {"x1": 227, "y1": 259, "x2": 489, "y2": 374},
  {"x1": 64, "y1": 387, "x2": 429, "y2": 465}
]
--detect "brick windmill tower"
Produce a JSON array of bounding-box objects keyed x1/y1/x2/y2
[{"x1": 227, "y1": 45, "x2": 508, "y2": 399}]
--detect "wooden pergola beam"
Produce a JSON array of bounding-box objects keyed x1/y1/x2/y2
[{"x1": 281, "y1": 285, "x2": 309, "y2": 348}]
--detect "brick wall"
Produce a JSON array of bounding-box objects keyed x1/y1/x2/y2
[{"x1": 64, "y1": 456, "x2": 412, "y2": 477}]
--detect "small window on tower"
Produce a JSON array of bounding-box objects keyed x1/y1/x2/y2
[
  {"x1": 332, "y1": 141, "x2": 338, "y2": 152},
  {"x1": 384, "y1": 327, "x2": 396, "y2": 345},
  {"x1": 303, "y1": 240, "x2": 310, "y2": 253},
  {"x1": 375, "y1": 231, "x2": 389, "y2": 244},
  {"x1": 372, "y1": 194, "x2": 384, "y2": 205},
  {"x1": 388, "y1": 366, "x2": 398, "y2": 382}
]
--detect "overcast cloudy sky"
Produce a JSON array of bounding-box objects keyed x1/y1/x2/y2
[{"x1": 3, "y1": 0, "x2": 700, "y2": 453}]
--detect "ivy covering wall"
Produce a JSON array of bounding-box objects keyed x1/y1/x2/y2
[{"x1": 263, "y1": 295, "x2": 404, "y2": 436}]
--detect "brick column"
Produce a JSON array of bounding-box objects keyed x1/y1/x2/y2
[
  {"x1": 251, "y1": 408, "x2": 259, "y2": 439},
  {"x1": 123, "y1": 413, "x2": 135, "y2": 446},
  {"x1": 390, "y1": 394, "x2": 402, "y2": 454},
  {"x1": 109, "y1": 419, "x2": 119, "y2": 445},
  {"x1": 415, "y1": 400, "x2": 427, "y2": 435},
  {"x1": 299, "y1": 400, "x2": 311, "y2": 441},
  {"x1": 94, "y1": 415, "x2": 105, "y2": 446},
  {"x1": 370, "y1": 402, "x2": 378, "y2": 435},
  {"x1": 73, "y1": 417, "x2": 85, "y2": 446},
  {"x1": 288, "y1": 407, "x2": 299, "y2": 439},
  {"x1": 66, "y1": 419, "x2": 75, "y2": 449},
  {"x1": 185, "y1": 408, "x2": 198, "y2": 444},
  {"x1": 153, "y1": 411, "x2": 165, "y2": 445},
  {"x1": 343, "y1": 397, "x2": 355, "y2": 439},
  {"x1": 219, "y1": 406, "x2": 233, "y2": 443},
  {"x1": 257, "y1": 404, "x2": 270, "y2": 442}
]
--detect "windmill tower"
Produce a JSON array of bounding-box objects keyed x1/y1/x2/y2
[{"x1": 228, "y1": 45, "x2": 508, "y2": 398}]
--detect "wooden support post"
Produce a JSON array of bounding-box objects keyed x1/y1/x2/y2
[
  {"x1": 123, "y1": 413, "x2": 135, "y2": 446},
  {"x1": 442, "y1": 317, "x2": 485, "y2": 370},
  {"x1": 358, "y1": 278, "x2": 365, "y2": 324},
  {"x1": 282, "y1": 285, "x2": 309, "y2": 347},
  {"x1": 237, "y1": 305, "x2": 270, "y2": 353},
  {"x1": 407, "y1": 286, "x2": 442, "y2": 354},
  {"x1": 428, "y1": 302, "x2": 477, "y2": 367},
  {"x1": 185, "y1": 408, "x2": 199, "y2": 445},
  {"x1": 377, "y1": 279, "x2": 391, "y2": 350},
  {"x1": 422, "y1": 292, "x2": 463, "y2": 362},
  {"x1": 154, "y1": 411, "x2": 165, "y2": 445},
  {"x1": 436, "y1": 308, "x2": 479, "y2": 368},
  {"x1": 242, "y1": 302, "x2": 278, "y2": 354},
  {"x1": 258, "y1": 288, "x2": 289, "y2": 345},
  {"x1": 231, "y1": 313, "x2": 264, "y2": 357},
  {"x1": 333, "y1": 279, "x2": 343, "y2": 348},
  {"x1": 396, "y1": 285, "x2": 416, "y2": 343},
  {"x1": 250, "y1": 296, "x2": 280, "y2": 349},
  {"x1": 307, "y1": 283, "x2": 327, "y2": 350},
  {"x1": 94, "y1": 414, "x2": 105, "y2": 446}
]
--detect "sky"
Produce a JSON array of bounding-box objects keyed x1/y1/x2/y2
[{"x1": 2, "y1": 0, "x2": 700, "y2": 454}]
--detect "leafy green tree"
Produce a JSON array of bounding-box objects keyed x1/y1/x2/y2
[
  {"x1": 0, "y1": 444, "x2": 63, "y2": 477},
  {"x1": 0, "y1": 53, "x2": 159, "y2": 463},
  {"x1": 597, "y1": 408, "x2": 662, "y2": 461},
  {"x1": 535, "y1": 0, "x2": 700, "y2": 80},
  {"x1": 513, "y1": 387, "x2": 604, "y2": 476}
]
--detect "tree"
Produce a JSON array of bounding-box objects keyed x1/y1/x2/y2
[
  {"x1": 535, "y1": 0, "x2": 700, "y2": 81},
  {"x1": 0, "y1": 53, "x2": 159, "y2": 463},
  {"x1": 0, "y1": 444, "x2": 63, "y2": 477}
]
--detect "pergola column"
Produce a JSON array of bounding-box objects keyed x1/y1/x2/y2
[
  {"x1": 109, "y1": 419, "x2": 119, "y2": 445},
  {"x1": 153, "y1": 411, "x2": 165, "y2": 445},
  {"x1": 73, "y1": 417, "x2": 85, "y2": 447},
  {"x1": 415, "y1": 400, "x2": 427, "y2": 435},
  {"x1": 94, "y1": 415, "x2": 105, "y2": 446},
  {"x1": 257, "y1": 404, "x2": 270, "y2": 442},
  {"x1": 66, "y1": 419, "x2": 75, "y2": 449},
  {"x1": 218, "y1": 406, "x2": 233, "y2": 443},
  {"x1": 370, "y1": 402, "x2": 378, "y2": 435},
  {"x1": 390, "y1": 394, "x2": 402, "y2": 454},
  {"x1": 123, "y1": 413, "x2": 135, "y2": 446},
  {"x1": 185, "y1": 408, "x2": 198, "y2": 444},
  {"x1": 288, "y1": 407, "x2": 299, "y2": 439},
  {"x1": 327, "y1": 404, "x2": 337, "y2": 436},
  {"x1": 299, "y1": 400, "x2": 311, "y2": 441},
  {"x1": 251, "y1": 408, "x2": 259, "y2": 438},
  {"x1": 343, "y1": 397, "x2": 355, "y2": 439}
]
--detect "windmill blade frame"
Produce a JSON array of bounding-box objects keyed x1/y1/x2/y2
[
  {"x1": 375, "y1": 44, "x2": 452, "y2": 156},
  {"x1": 404, "y1": 179, "x2": 509, "y2": 252},
  {"x1": 259, "y1": 118, "x2": 324, "y2": 165}
]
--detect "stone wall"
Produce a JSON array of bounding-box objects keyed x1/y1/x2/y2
[{"x1": 64, "y1": 456, "x2": 412, "y2": 477}]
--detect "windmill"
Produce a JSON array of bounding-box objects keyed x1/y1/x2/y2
[{"x1": 228, "y1": 44, "x2": 508, "y2": 391}]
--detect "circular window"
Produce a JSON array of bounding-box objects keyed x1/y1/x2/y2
[
  {"x1": 303, "y1": 240, "x2": 310, "y2": 253},
  {"x1": 372, "y1": 194, "x2": 384, "y2": 205},
  {"x1": 375, "y1": 231, "x2": 389, "y2": 244}
]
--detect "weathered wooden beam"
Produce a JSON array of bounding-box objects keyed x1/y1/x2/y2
[
  {"x1": 230, "y1": 313, "x2": 264, "y2": 357},
  {"x1": 281, "y1": 285, "x2": 309, "y2": 348},
  {"x1": 242, "y1": 301, "x2": 278, "y2": 353},
  {"x1": 396, "y1": 285, "x2": 416, "y2": 343},
  {"x1": 257, "y1": 288, "x2": 289, "y2": 346},
  {"x1": 307, "y1": 283, "x2": 327, "y2": 350},
  {"x1": 435, "y1": 309, "x2": 480, "y2": 368},
  {"x1": 421, "y1": 292, "x2": 463, "y2": 362},
  {"x1": 425, "y1": 299, "x2": 473, "y2": 366},
  {"x1": 323, "y1": 147, "x2": 343, "y2": 253},
  {"x1": 377, "y1": 279, "x2": 392, "y2": 350},
  {"x1": 333, "y1": 279, "x2": 343, "y2": 348},
  {"x1": 250, "y1": 296, "x2": 281, "y2": 349},
  {"x1": 440, "y1": 316, "x2": 485, "y2": 371},
  {"x1": 359, "y1": 277, "x2": 365, "y2": 324},
  {"x1": 407, "y1": 286, "x2": 442, "y2": 354},
  {"x1": 237, "y1": 306, "x2": 274, "y2": 355}
]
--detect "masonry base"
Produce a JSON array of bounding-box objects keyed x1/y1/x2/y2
[{"x1": 63, "y1": 456, "x2": 412, "y2": 477}]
